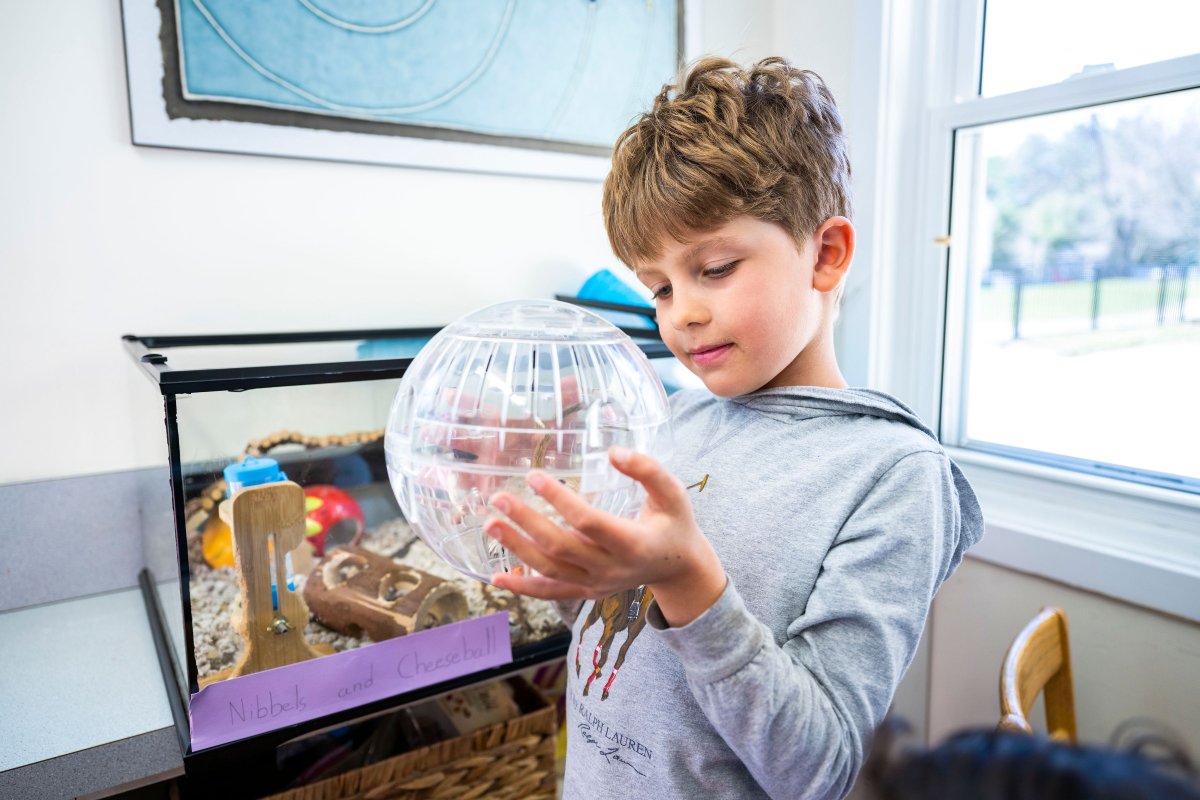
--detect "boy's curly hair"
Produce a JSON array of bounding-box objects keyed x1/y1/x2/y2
[{"x1": 603, "y1": 56, "x2": 852, "y2": 268}]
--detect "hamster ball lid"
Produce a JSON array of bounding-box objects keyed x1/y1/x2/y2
[
  {"x1": 439, "y1": 299, "x2": 629, "y2": 342},
  {"x1": 387, "y1": 299, "x2": 672, "y2": 452}
]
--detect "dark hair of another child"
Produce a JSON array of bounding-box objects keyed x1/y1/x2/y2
[{"x1": 864, "y1": 725, "x2": 1200, "y2": 800}]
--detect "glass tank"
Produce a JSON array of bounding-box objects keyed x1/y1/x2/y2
[
  {"x1": 385, "y1": 300, "x2": 673, "y2": 583},
  {"x1": 124, "y1": 299, "x2": 676, "y2": 762}
]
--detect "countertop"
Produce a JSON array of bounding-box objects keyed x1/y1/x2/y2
[{"x1": 0, "y1": 587, "x2": 183, "y2": 798}]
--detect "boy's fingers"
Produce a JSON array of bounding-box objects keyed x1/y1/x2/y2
[
  {"x1": 491, "y1": 571, "x2": 595, "y2": 601},
  {"x1": 483, "y1": 516, "x2": 590, "y2": 583},
  {"x1": 523, "y1": 472, "x2": 628, "y2": 549},
  {"x1": 489, "y1": 491, "x2": 605, "y2": 567},
  {"x1": 608, "y1": 448, "x2": 687, "y2": 512},
  {"x1": 559, "y1": 376, "x2": 581, "y2": 411}
]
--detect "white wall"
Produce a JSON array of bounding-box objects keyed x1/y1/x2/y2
[
  {"x1": 0, "y1": 1, "x2": 860, "y2": 485},
  {"x1": 0, "y1": 4, "x2": 605, "y2": 483},
  {"x1": 694, "y1": 0, "x2": 777, "y2": 64},
  {"x1": 775, "y1": 2, "x2": 855, "y2": 105},
  {"x1": 699, "y1": 1, "x2": 855, "y2": 104}
]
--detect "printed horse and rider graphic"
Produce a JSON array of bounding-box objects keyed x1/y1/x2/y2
[{"x1": 575, "y1": 585, "x2": 654, "y2": 700}]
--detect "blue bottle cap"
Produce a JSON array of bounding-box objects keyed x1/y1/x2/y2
[
  {"x1": 224, "y1": 456, "x2": 287, "y2": 496},
  {"x1": 579, "y1": 268, "x2": 652, "y2": 309}
]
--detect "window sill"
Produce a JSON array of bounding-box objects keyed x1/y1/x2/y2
[{"x1": 948, "y1": 447, "x2": 1200, "y2": 623}]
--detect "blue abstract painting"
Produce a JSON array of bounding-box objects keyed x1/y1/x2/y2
[{"x1": 172, "y1": 0, "x2": 681, "y2": 150}]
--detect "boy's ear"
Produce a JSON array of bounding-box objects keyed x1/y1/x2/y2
[{"x1": 812, "y1": 216, "x2": 855, "y2": 293}]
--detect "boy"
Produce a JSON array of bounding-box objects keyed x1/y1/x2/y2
[{"x1": 483, "y1": 57, "x2": 984, "y2": 799}]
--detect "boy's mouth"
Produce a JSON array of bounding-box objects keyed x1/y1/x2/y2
[{"x1": 689, "y1": 343, "x2": 733, "y2": 366}]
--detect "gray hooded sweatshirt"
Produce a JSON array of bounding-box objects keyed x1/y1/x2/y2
[{"x1": 559, "y1": 386, "x2": 984, "y2": 800}]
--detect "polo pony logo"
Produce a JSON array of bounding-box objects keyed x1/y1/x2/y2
[{"x1": 576, "y1": 585, "x2": 653, "y2": 700}]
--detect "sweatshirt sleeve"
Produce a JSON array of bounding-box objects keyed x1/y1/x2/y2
[{"x1": 647, "y1": 450, "x2": 957, "y2": 800}]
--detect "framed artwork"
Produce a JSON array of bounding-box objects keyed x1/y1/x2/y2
[{"x1": 121, "y1": 0, "x2": 683, "y2": 180}]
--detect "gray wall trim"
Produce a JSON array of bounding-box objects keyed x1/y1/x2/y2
[{"x1": 0, "y1": 467, "x2": 173, "y2": 612}]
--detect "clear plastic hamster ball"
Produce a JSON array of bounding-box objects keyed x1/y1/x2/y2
[{"x1": 385, "y1": 299, "x2": 673, "y2": 584}]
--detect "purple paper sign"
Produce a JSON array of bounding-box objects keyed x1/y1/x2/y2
[{"x1": 189, "y1": 612, "x2": 512, "y2": 750}]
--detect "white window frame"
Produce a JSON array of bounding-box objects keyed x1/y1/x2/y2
[{"x1": 852, "y1": 0, "x2": 1200, "y2": 622}]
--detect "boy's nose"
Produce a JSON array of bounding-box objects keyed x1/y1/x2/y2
[{"x1": 666, "y1": 291, "x2": 710, "y2": 330}]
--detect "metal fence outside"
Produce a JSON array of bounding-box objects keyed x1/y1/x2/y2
[{"x1": 981, "y1": 265, "x2": 1198, "y2": 341}]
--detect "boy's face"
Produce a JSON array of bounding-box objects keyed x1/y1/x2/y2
[{"x1": 634, "y1": 215, "x2": 851, "y2": 397}]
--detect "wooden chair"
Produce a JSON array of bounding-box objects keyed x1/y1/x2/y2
[{"x1": 998, "y1": 606, "x2": 1078, "y2": 743}]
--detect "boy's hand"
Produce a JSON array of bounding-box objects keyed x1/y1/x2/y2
[{"x1": 485, "y1": 447, "x2": 727, "y2": 627}]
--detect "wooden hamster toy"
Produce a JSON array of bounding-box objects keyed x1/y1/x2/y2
[
  {"x1": 304, "y1": 546, "x2": 469, "y2": 641},
  {"x1": 200, "y1": 480, "x2": 332, "y2": 688}
]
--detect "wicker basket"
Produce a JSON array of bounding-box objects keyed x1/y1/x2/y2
[{"x1": 263, "y1": 679, "x2": 558, "y2": 800}]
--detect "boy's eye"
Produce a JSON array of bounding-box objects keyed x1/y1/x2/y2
[
  {"x1": 703, "y1": 262, "x2": 737, "y2": 278},
  {"x1": 652, "y1": 284, "x2": 672, "y2": 300}
]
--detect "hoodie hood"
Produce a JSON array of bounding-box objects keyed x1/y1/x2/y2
[{"x1": 733, "y1": 386, "x2": 940, "y2": 432}]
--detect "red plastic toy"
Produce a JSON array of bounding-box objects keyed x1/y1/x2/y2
[{"x1": 303, "y1": 485, "x2": 365, "y2": 557}]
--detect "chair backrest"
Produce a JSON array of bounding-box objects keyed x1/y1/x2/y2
[{"x1": 998, "y1": 606, "x2": 1078, "y2": 743}]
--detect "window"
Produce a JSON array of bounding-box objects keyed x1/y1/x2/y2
[
  {"x1": 855, "y1": 0, "x2": 1200, "y2": 619},
  {"x1": 979, "y1": 0, "x2": 1200, "y2": 96},
  {"x1": 939, "y1": 2, "x2": 1200, "y2": 493}
]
